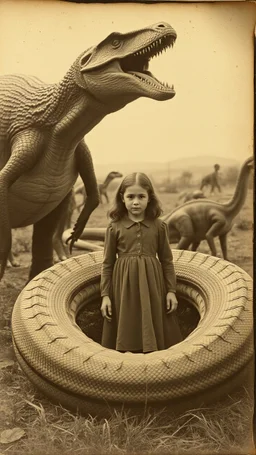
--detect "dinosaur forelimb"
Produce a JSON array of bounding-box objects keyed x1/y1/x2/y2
[
  {"x1": 66, "y1": 141, "x2": 100, "y2": 253},
  {"x1": 66, "y1": 194, "x2": 99, "y2": 253}
]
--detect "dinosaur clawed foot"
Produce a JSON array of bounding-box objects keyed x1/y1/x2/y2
[
  {"x1": 65, "y1": 220, "x2": 84, "y2": 254},
  {"x1": 65, "y1": 227, "x2": 80, "y2": 254},
  {"x1": 66, "y1": 205, "x2": 98, "y2": 254}
]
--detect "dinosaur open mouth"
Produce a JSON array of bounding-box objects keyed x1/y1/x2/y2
[{"x1": 120, "y1": 33, "x2": 176, "y2": 92}]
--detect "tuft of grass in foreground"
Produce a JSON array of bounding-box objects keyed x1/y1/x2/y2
[{"x1": 0, "y1": 363, "x2": 254, "y2": 455}]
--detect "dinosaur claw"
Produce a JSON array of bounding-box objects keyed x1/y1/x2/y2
[
  {"x1": 65, "y1": 235, "x2": 72, "y2": 246},
  {"x1": 69, "y1": 241, "x2": 75, "y2": 255},
  {"x1": 65, "y1": 232, "x2": 77, "y2": 254},
  {"x1": 65, "y1": 235, "x2": 74, "y2": 250},
  {"x1": 66, "y1": 215, "x2": 87, "y2": 254}
]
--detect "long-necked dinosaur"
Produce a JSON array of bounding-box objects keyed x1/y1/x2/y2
[
  {"x1": 163, "y1": 156, "x2": 253, "y2": 259},
  {"x1": 98, "y1": 171, "x2": 123, "y2": 203},
  {"x1": 200, "y1": 163, "x2": 221, "y2": 193},
  {"x1": 76, "y1": 157, "x2": 253, "y2": 260},
  {"x1": 0, "y1": 22, "x2": 177, "y2": 281},
  {"x1": 76, "y1": 170, "x2": 123, "y2": 208}
]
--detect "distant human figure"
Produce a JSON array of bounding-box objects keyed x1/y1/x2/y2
[
  {"x1": 100, "y1": 172, "x2": 183, "y2": 353},
  {"x1": 200, "y1": 164, "x2": 221, "y2": 193}
]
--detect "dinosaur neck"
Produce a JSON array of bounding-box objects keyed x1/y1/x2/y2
[
  {"x1": 41, "y1": 66, "x2": 109, "y2": 143},
  {"x1": 13, "y1": 64, "x2": 109, "y2": 145},
  {"x1": 103, "y1": 175, "x2": 114, "y2": 188},
  {"x1": 224, "y1": 163, "x2": 251, "y2": 217}
]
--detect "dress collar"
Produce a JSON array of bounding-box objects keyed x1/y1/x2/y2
[{"x1": 121, "y1": 215, "x2": 151, "y2": 228}]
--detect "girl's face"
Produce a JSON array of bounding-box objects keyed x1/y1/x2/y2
[{"x1": 122, "y1": 184, "x2": 149, "y2": 219}]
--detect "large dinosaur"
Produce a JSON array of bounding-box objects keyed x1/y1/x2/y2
[
  {"x1": 76, "y1": 157, "x2": 253, "y2": 260},
  {"x1": 0, "y1": 22, "x2": 177, "y2": 281},
  {"x1": 163, "y1": 156, "x2": 253, "y2": 259},
  {"x1": 200, "y1": 163, "x2": 221, "y2": 193}
]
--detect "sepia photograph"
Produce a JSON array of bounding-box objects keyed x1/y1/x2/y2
[{"x1": 0, "y1": 0, "x2": 255, "y2": 454}]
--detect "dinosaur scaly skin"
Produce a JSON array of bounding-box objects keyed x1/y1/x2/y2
[
  {"x1": 163, "y1": 157, "x2": 253, "y2": 259},
  {"x1": 0, "y1": 22, "x2": 177, "y2": 281}
]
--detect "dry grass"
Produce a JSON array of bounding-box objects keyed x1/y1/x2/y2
[
  {"x1": 0, "y1": 186, "x2": 254, "y2": 455},
  {"x1": 0, "y1": 362, "x2": 254, "y2": 455}
]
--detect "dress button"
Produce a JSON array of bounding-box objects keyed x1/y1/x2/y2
[{"x1": 137, "y1": 233, "x2": 141, "y2": 238}]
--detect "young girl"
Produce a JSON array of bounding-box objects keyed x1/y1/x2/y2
[{"x1": 100, "y1": 172, "x2": 183, "y2": 353}]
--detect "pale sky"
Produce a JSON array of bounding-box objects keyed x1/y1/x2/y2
[{"x1": 0, "y1": 0, "x2": 254, "y2": 165}]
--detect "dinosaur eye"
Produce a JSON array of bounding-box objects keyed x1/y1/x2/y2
[{"x1": 112, "y1": 39, "x2": 121, "y2": 48}]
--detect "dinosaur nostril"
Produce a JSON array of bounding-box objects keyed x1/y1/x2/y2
[{"x1": 156, "y1": 23, "x2": 166, "y2": 28}]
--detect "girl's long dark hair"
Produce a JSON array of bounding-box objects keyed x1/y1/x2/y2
[{"x1": 108, "y1": 172, "x2": 163, "y2": 221}]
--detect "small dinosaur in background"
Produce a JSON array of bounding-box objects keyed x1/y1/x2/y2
[
  {"x1": 175, "y1": 189, "x2": 206, "y2": 207},
  {"x1": 200, "y1": 163, "x2": 221, "y2": 194},
  {"x1": 163, "y1": 156, "x2": 253, "y2": 259},
  {"x1": 98, "y1": 171, "x2": 123, "y2": 203},
  {"x1": 76, "y1": 170, "x2": 123, "y2": 208},
  {"x1": 0, "y1": 22, "x2": 177, "y2": 281}
]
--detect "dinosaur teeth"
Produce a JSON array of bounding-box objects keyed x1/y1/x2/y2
[
  {"x1": 131, "y1": 72, "x2": 174, "y2": 91},
  {"x1": 123, "y1": 33, "x2": 175, "y2": 91},
  {"x1": 132, "y1": 34, "x2": 174, "y2": 59}
]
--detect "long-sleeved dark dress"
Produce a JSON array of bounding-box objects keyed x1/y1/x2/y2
[{"x1": 100, "y1": 215, "x2": 183, "y2": 353}]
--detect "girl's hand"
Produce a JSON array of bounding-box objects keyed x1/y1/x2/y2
[
  {"x1": 101, "y1": 296, "x2": 112, "y2": 321},
  {"x1": 166, "y1": 292, "x2": 178, "y2": 313}
]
